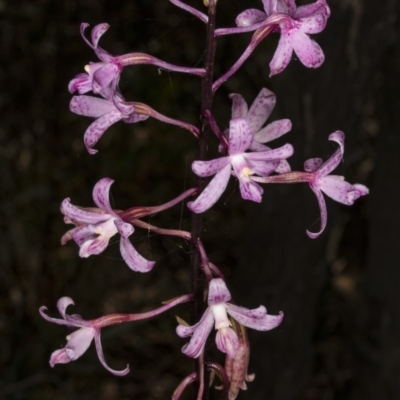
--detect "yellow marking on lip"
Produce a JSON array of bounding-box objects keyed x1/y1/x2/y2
[{"x1": 241, "y1": 167, "x2": 254, "y2": 177}]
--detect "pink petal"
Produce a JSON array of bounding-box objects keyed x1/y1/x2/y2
[
  {"x1": 247, "y1": 159, "x2": 279, "y2": 176},
  {"x1": 275, "y1": 159, "x2": 291, "y2": 173},
  {"x1": 79, "y1": 235, "x2": 110, "y2": 257},
  {"x1": 246, "y1": 88, "x2": 276, "y2": 133},
  {"x1": 80, "y1": 23, "x2": 94, "y2": 49},
  {"x1": 70, "y1": 96, "x2": 116, "y2": 118},
  {"x1": 187, "y1": 164, "x2": 231, "y2": 213},
  {"x1": 295, "y1": 0, "x2": 330, "y2": 19},
  {"x1": 208, "y1": 278, "x2": 232, "y2": 306},
  {"x1": 192, "y1": 157, "x2": 230, "y2": 177},
  {"x1": 71, "y1": 225, "x2": 97, "y2": 246},
  {"x1": 254, "y1": 119, "x2": 292, "y2": 143},
  {"x1": 84, "y1": 110, "x2": 123, "y2": 154},
  {"x1": 120, "y1": 237, "x2": 155, "y2": 273},
  {"x1": 238, "y1": 177, "x2": 264, "y2": 202},
  {"x1": 61, "y1": 198, "x2": 110, "y2": 224},
  {"x1": 57, "y1": 297, "x2": 74, "y2": 320},
  {"x1": 306, "y1": 184, "x2": 327, "y2": 238},
  {"x1": 228, "y1": 118, "x2": 253, "y2": 155},
  {"x1": 235, "y1": 9, "x2": 267, "y2": 27},
  {"x1": 68, "y1": 73, "x2": 92, "y2": 94},
  {"x1": 245, "y1": 143, "x2": 294, "y2": 161},
  {"x1": 91, "y1": 23, "x2": 110, "y2": 48},
  {"x1": 226, "y1": 304, "x2": 284, "y2": 331},
  {"x1": 269, "y1": 29, "x2": 294, "y2": 76},
  {"x1": 181, "y1": 312, "x2": 214, "y2": 358},
  {"x1": 317, "y1": 131, "x2": 345, "y2": 176},
  {"x1": 304, "y1": 158, "x2": 323, "y2": 172},
  {"x1": 50, "y1": 327, "x2": 96, "y2": 367},
  {"x1": 176, "y1": 308, "x2": 213, "y2": 338},
  {"x1": 94, "y1": 332, "x2": 130, "y2": 376},
  {"x1": 92, "y1": 178, "x2": 116, "y2": 215},
  {"x1": 93, "y1": 64, "x2": 120, "y2": 92},
  {"x1": 229, "y1": 93, "x2": 248, "y2": 119},
  {"x1": 318, "y1": 176, "x2": 369, "y2": 205},
  {"x1": 215, "y1": 328, "x2": 239, "y2": 358},
  {"x1": 114, "y1": 219, "x2": 134, "y2": 238},
  {"x1": 298, "y1": 10, "x2": 329, "y2": 34},
  {"x1": 281, "y1": 0, "x2": 297, "y2": 15},
  {"x1": 291, "y1": 31, "x2": 325, "y2": 69}
]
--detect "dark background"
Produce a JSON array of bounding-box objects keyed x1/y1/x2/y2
[{"x1": 1, "y1": 0, "x2": 399, "y2": 399}]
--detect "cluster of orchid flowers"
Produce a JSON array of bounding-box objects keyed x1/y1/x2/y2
[{"x1": 41, "y1": 0, "x2": 368, "y2": 399}]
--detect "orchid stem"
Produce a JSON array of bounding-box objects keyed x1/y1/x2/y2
[{"x1": 190, "y1": 1, "x2": 217, "y2": 398}]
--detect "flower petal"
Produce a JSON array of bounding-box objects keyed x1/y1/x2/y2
[
  {"x1": 57, "y1": 297, "x2": 75, "y2": 320},
  {"x1": 208, "y1": 278, "x2": 232, "y2": 305},
  {"x1": 93, "y1": 64, "x2": 120, "y2": 92},
  {"x1": 94, "y1": 332, "x2": 130, "y2": 376},
  {"x1": 181, "y1": 311, "x2": 214, "y2": 358},
  {"x1": 192, "y1": 157, "x2": 230, "y2": 177},
  {"x1": 176, "y1": 308, "x2": 212, "y2": 338},
  {"x1": 246, "y1": 88, "x2": 276, "y2": 133},
  {"x1": 91, "y1": 23, "x2": 110, "y2": 49},
  {"x1": 298, "y1": 9, "x2": 329, "y2": 34},
  {"x1": 215, "y1": 327, "x2": 239, "y2": 358},
  {"x1": 187, "y1": 164, "x2": 231, "y2": 213},
  {"x1": 71, "y1": 225, "x2": 98, "y2": 246},
  {"x1": 78, "y1": 234, "x2": 110, "y2": 257},
  {"x1": 295, "y1": 0, "x2": 330, "y2": 19},
  {"x1": 92, "y1": 178, "x2": 117, "y2": 215},
  {"x1": 61, "y1": 198, "x2": 110, "y2": 224},
  {"x1": 317, "y1": 131, "x2": 345, "y2": 176},
  {"x1": 291, "y1": 31, "x2": 325, "y2": 69},
  {"x1": 84, "y1": 110, "x2": 123, "y2": 154},
  {"x1": 306, "y1": 184, "x2": 327, "y2": 238},
  {"x1": 275, "y1": 159, "x2": 291, "y2": 173},
  {"x1": 70, "y1": 95, "x2": 116, "y2": 118},
  {"x1": 68, "y1": 73, "x2": 92, "y2": 94},
  {"x1": 269, "y1": 29, "x2": 293, "y2": 76},
  {"x1": 247, "y1": 159, "x2": 279, "y2": 176},
  {"x1": 245, "y1": 143, "x2": 294, "y2": 161},
  {"x1": 120, "y1": 237, "x2": 155, "y2": 273},
  {"x1": 229, "y1": 118, "x2": 253, "y2": 155},
  {"x1": 318, "y1": 176, "x2": 369, "y2": 205},
  {"x1": 235, "y1": 9, "x2": 267, "y2": 27},
  {"x1": 114, "y1": 219, "x2": 134, "y2": 238},
  {"x1": 226, "y1": 303, "x2": 284, "y2": 331},
  {"x1": 238, "y1": 177, "x2": 264, "y2": 202},
  {"x1": 229, "y1": 93, "x2": 248, "y2": 119},
  {"x1": 254, "y1": 119, "x2": 292, "y2": 143},
  {"x1": 304, "y1": 158, "x2": 323, "y2": 172}
]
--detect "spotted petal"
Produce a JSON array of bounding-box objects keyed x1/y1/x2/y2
[
  {"x1": 92, "y1": 178, "x2": 117, "y2": 216},
  {"x1": 120, "y1": 237, "x2": 155, "y2": 273},
  {"x1": 192, "y1": 157, "x2": 230, "y2": 178},
  {"x1": 226, "y1": 303, "x2": 284, "y2": 331},
  {"x1": 254, "y1": 119, "x2": 292, "y2": 143},
  {"x1": 229, "y1": 118, "x2": 253, "y2": 155},
  {"x1": 84, "y1": 110, "x2": 123, "y2": 154},
  {"x1": 61, "y1": 198, "x2": 110, "y2": 224},
  {"x1": 229, "y1": 93, "x2": 248, "y2": 119},
  {"x1": 235, "y1": 9, "x2": 267, "y2": 27},
  {"x1": 246, "y1": 88, "x2": 276, "y2": 133},
  {"x1": 70, "y1": 96, "x2": 116, "y2": 118},
  {"x1": 187, "y1": 164, "x2": 231, "y2": 213}
]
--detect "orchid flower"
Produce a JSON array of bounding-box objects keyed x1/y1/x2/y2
[
  {"x1": 61, "y1": 177, "x2": 155, "y2": 272},
  {"x1": 70, "y1": 92, "x2": 199, "y2": 154},
  {"x1": 251, "y1": 131, "x2": 369, "y2": 238},
  {"x1": 235, "y1": 0, "x2": 331, "y2": 76},
  {"x1": 40, "y1": 294, "x2": 192, "y2": 375},
  {"x1": 69, "y1": 23, "x2": 205, "y2": 98},
  {"x1": 188, "y1": 118, "x2": 293, "y2": 213},
  {"x1": 70, "y1": 94, "x2": 149, "y2": 155},
  {"x1": 40, "y1": 296, "x2": 130, "y2": 376},
  {"x1": 229, "y1": 88, "x2": 292, "y2": 172},
  {"x1": 176, "y1": 278, "x2": 283, "y2": 358}
]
